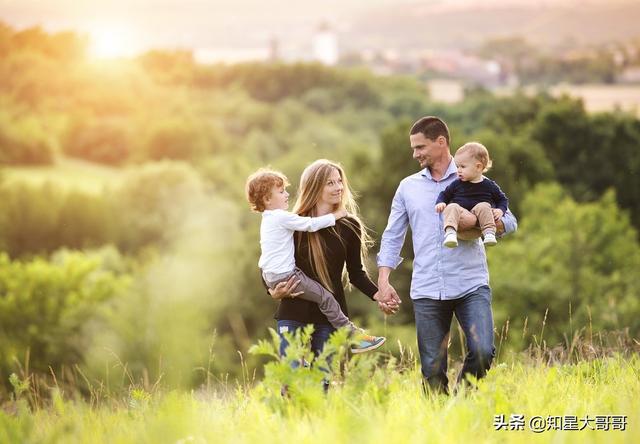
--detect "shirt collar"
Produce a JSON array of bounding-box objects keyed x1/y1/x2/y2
[{"x1": 421, "y1": 158, "x2": 458, "y2": 182}]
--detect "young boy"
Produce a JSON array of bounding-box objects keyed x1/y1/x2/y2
[
  {"x1": 435, "y1": 142, "x2": 509, "y2": 248},
  {"x1": 245, "y1": 168, "x2": 385, "y2": 354}
]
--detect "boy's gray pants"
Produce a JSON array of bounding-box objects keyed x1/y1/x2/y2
[{"x1": 263, "y1": 267, "x2": 356, "y2": 330}]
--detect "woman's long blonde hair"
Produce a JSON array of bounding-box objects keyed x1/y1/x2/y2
[{"x1": 293, "y1": 159, "x2": 374, "y2": 293}]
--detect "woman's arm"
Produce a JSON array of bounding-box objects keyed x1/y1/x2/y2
[{"x1": 343, "y1": 219, "x2": 378, "y2": 300}]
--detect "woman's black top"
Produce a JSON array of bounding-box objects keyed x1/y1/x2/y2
[{"x1": 275, "y1": 216, "x2": 378, "y2": 324}]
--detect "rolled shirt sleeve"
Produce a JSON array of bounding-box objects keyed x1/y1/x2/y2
[{"x1": 499, "y1": 209, "x2": 518, "y2": 237}]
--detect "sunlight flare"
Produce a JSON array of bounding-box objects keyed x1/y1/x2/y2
[{"x1": 89, "y1": 22, "x2": 139, "y2": 59}]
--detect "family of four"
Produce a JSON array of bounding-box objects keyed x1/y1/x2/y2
[{"x1": 245, "y1": 116, "x2": 517, "y2": 394}]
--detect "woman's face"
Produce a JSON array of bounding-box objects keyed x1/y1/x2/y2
[{"x1": 318, "y1": 167, "x2": 344, "y2": 207}]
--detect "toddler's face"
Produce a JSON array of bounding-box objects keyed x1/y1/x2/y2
[
  {"x1": 454, "y1": 152, "x2": 483, "y2": 182},
  {"x1": 266, "y1": 185, "x2": 289, "y2": 210}
]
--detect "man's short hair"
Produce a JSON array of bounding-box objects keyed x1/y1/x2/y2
[
  {"x1": 410, "y1": 116, "x2": 450, "y2": 145},
  {"x1": 245, "y1": 168, "x2": 289, "y2": 212}
]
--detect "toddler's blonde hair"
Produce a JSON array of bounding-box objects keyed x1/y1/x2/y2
[{"x1": 456, "y1": 142, "x2": 493, "y2": 173}]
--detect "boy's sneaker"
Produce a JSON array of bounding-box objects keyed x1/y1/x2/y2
[
  {"x1": 351, "y1": 333, "x2": 386, "y2": 354},
  {"x1": 443, "y1": 231, "x2": 458, "y2": 248},
  {"x1": 483, "y1": 232, "x2": 497, "y2": 247}
]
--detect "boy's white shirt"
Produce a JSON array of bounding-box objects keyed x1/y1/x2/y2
[{"x1": 258, "y1": 209, "x2": 336, "y2": 274}]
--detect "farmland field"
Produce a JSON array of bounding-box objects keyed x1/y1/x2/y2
[{"x1": 550, "y1": 84, "x2": 640, "y2": 116}]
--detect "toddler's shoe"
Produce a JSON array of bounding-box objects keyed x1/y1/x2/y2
[
  {"x1": 351, "y1": 332, "x2": 386, "y2": 354},
  {"x1": 443, "y1": 231, "x2": 458, "y2": 248},
  {"x1": 483, "y1": 232, "x2": 497, "y2": 247}
]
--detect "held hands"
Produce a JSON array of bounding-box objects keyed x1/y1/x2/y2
[
  {"x1": 492, "y1": 208, "x2": 504, "y2": 222},
  {"x1": 435, "y1": 203, "x2": 446, "y2": 213},
  {"x1": 374, "y1": 284, "x2": 401, "y2": 315},
  {"x1": 268, "y1": 276, "x2": 304, "y2": 300}
]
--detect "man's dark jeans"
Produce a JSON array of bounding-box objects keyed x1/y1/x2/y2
[{"x1": 412, "y1": 285, "x2": 495, "y2": 395}]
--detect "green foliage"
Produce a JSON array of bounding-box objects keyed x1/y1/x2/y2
[
  {"x1": 0, "y1": 181, "x2": 114, "y2": 257},
  {"x1": 490, "y1": 183, "x2": 640, "y2": 345},
  {"x1": 142, "y1": 117, "x2": 216, "y2": 162},
  {"x1": 250, "y1": 326, "x2": 385, "y2": 410},
  {"x1": 0, "y1": 111, "x2": 54, "y2": 165},
  {"x1": 531, "y1": 97, "x2": 640, "y2": 226},
  {"x1": 111, "y1": 161, "x2": 204, "y2": 252},
  {"x1": 137, "y1": 49, "x2": 196, "y2": 84},
  {"x1": 8, "y1": 373, "x2": 29, "y2": 398},
  {"x1": 0, "y1": 249, "x2": 130, "y2": 380},
  {"x1": 465, "y1": 128, "x2": 554, "y2": 214},
  {"x1": 64, "y1": 117, "x2": 133, "y2": 165},
  {"x1": 1, "y1": 355, "x2": 638, "y2": 442}
]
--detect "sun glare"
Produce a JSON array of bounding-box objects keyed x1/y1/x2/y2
[{"x1": 89, "y1": 23, "x2": 138, "y2": 59}]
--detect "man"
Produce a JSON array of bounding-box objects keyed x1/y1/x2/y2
[{"x1": 376, "y1": 116, "x2": 517, "y2": 394}]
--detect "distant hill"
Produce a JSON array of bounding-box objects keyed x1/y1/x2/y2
[{"x1": 347, "y1": 1, "x2": 640, "y2": 51}]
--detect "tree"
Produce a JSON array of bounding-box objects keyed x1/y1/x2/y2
[{"x1": 490, "y1": 183, "x2": 640, "y2": 346}]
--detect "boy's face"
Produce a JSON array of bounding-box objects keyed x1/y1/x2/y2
[
  {"x1": 454, "y1": 152, "x2": 483, "y2": 182},
  {"x1": 265, "y1": 184, "x2": 289, "y2": 210}
]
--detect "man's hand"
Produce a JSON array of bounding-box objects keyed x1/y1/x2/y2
[
  {"x1": 377, "y1": 300, "x2": 397, "y2": 315},
  {"x1": 492, "y1": 208, "x2": 504, "y2": 222},
  {"x1": 268, "y1": 276, "x2": 303, "y2": 300},
  {"x1": 377, "y1": 267, "x2": 401, "y2": 315},
  {"x1": 435, "y1": 203, "x2": 446, "y2": 213},
  {"x1": 374, "y1": 290, "x2": 399, "y2": 314}
]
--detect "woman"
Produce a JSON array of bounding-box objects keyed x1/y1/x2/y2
[{"x1": 269, "y1": 159, "x2": 384, "y2": 357}]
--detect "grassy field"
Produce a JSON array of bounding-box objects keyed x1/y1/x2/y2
[
  {"x1": 1, "y1": 157, "x2": 123, "y2": 194},
  {"x1": 1, "y1": 331, "x2": 638, "y2": 444}
]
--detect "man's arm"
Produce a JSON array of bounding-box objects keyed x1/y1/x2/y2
[
  {"x1": 490, "y1": 180, "x2": 509, "y2": 214},
  {"x1": 376, "y1": 185, "x2": 408, "y2": 312},
  {"x1": 499, "y1": 208, "x2": 517, "y2": 237}
]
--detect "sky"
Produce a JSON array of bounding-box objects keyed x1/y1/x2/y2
[{"x1": 0, "y1": 0, "x2": 630, "y2": 58}]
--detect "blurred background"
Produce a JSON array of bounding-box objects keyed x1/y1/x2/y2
[{"x1": 1, "y1": 0, "x2": 639, "y2": 395}]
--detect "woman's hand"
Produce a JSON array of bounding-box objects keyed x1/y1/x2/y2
[
  {"x1": 373, "y1": 290, "x2": 399, "y2": 315},
  {"x1": 268, "y1": 276, "x2": 304, "y2": 300}
]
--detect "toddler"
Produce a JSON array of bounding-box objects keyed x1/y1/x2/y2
[{"x1": 435, "y1": 142, "x2": 509, "y2": 248}]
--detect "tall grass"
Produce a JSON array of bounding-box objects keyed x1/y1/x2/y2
[{"x1": 1, "y1": 325, "x2": 638, "y2": 443}]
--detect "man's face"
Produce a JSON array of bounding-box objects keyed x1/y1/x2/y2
[{"x1": 410, "y1": 133, "x2": 445, "y2": 169}]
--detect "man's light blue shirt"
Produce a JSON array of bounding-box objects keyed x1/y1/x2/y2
[{"x1": 377, "y1": 159, "x2": 517, "y2": 300}]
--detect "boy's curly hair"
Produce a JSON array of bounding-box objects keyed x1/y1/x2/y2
[{"x1": 245, "y1": 168, "x2": 290, "y2": 212}]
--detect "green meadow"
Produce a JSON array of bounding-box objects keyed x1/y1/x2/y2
[{"x1": 2, "y1": 332, "x2": 638, "y2": 444}]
